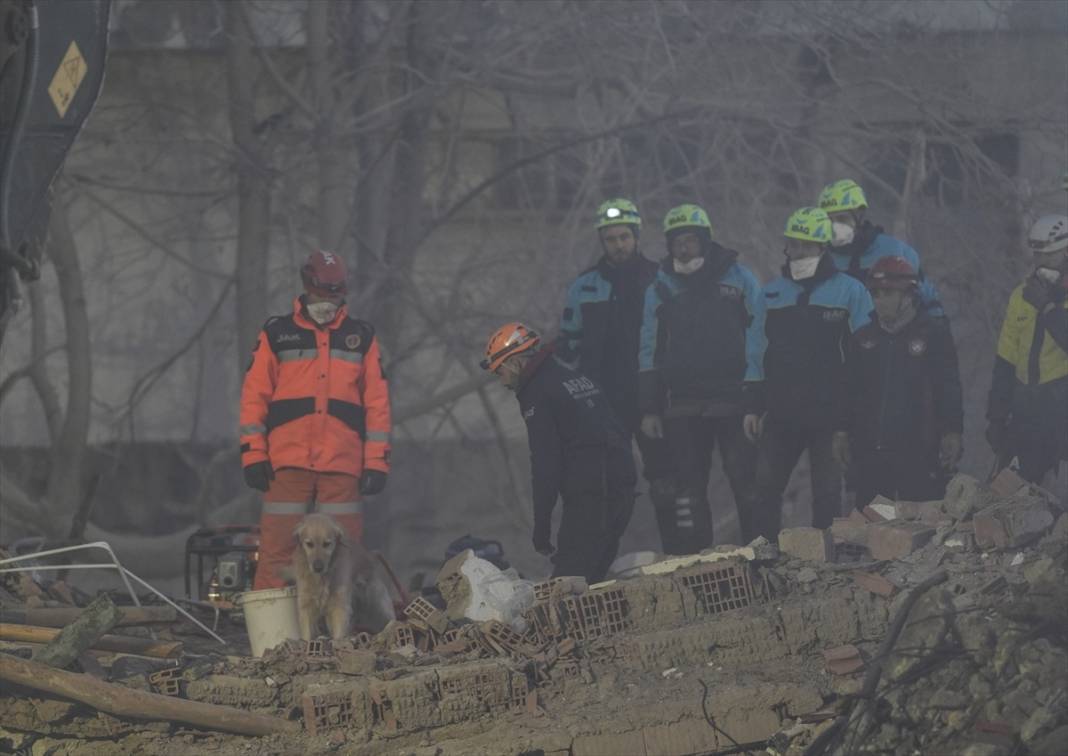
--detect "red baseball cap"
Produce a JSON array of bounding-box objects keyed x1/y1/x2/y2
[{"x1": 301, "y1": 250, "x2": 348, "y2": 297}]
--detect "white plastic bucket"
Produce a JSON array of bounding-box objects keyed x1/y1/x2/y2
[{"x1": 235, "y1": 586, "x2": 301, "y2": 657}]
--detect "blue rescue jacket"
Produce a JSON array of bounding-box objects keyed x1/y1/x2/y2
[
  {"x1": 559, "y1": 254, "x2": 659, "y2": 431},
  {"x1": 829, "y1": 220, "x2": 944, "y2": 317},
  {"x1": 746, "y1": 254, "x2": 873, "y2": 429},
  {"x1": 638, "y1": 246, "x2": 762, "y2": 415}
]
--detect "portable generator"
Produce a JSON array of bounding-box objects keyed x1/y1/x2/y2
[{"x1": 184, "y1": 525, "x2": 260, "y2": 608}]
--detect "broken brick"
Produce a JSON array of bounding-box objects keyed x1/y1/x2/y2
[
  {"x1": 852, "y1": 571, "x2": 898, "y2": 597},
  {"x1": 847, "y1": 508, "x2": 869, "y2": 526},
  {"x1": 989, "y1": 467, "x2": 1028, "y2": 498},
  {"x1": 148, "y1": 667, "x2": 183, "y2": 696},
  {"x1": 973, "y1": 501, "x2": 1054, "y2": 550},
  {"x1": 777, "y1": 527, "x2": 834, "y2": 562},
  {"x1": 895, "y1": 500, "x2": 950, "y2": 524},
  {"x1": 403, "y1": 596, "x2": 449, "y2": 634},
  {"x1": 336, "y1": 649, "x2": 377, "y2": 676},
  {"x1": 943, "y1": 532, "x2": 974, "y2": 551},
  {"x1": 868, "y1": 521, "x2": 935, "y2": 560},
  {"x1": 823, "y1": 644, "x2": 864, "y2": 675},
  {"x1": 863, "y1": 495, "x2": 899, "y2": 521},
  {"x1": 831, "y1": 517, "x2": 870, "y2": 546}
]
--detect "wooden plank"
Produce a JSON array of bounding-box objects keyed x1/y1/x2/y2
[
  {"x1": 0, "y1": 655, "x2": 299, "y2": 736},
  {"x1": 0, "y1": 623, "x2": 182, "y2": 658},
  {"x1": 0, "y1": 605, "x2": 178, "y2": 627}
]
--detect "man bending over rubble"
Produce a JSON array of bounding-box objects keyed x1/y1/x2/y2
[{"x1": 481, "y1": 322, "x2": 636, "y2": 583}]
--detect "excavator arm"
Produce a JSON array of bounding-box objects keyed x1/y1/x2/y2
[{"x1": 0, "y1": 0, "x2": 109, "y2": 350}]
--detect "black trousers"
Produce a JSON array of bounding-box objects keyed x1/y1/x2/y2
[
  {"x1": 652, "y1": 415, "x2": 759, "y2": 554},
  {"x1": 753, "y1": 419, "x2": 841, "y2": 541},
  {"x1": 635, "y1": 426, "x2": 673, "y2": 483},
  {"x1": 551, "y1": 486, "x2": 635, "y2": 583},
  {"x1": 853, "y1": 447, "x2": 944, "y2": 510},
  {"x1": 1007, "y1": 380, "x2": 1068, "y2": 485}
]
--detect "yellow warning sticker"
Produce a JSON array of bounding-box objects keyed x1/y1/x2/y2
[{"x1": 47, "y1": 40, "x2": 88, "y2": 118}]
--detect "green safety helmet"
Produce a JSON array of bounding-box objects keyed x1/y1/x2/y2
[
  {"x1": 784, "y1": 207, "x2": 832, "y2": 243},
  {"x1": 662, "y1": 204, "x2": 713, "y2": 235},
  {"x1": 595, "y1": 198, "x2": 642, "y2": 230},
  {"x1": 817, "y1": 179, "x2": 868, "y2": 214}
]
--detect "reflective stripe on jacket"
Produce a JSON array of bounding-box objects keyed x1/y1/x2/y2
[
  {"x1": 239, "y1": 297, "x2": 392, "y2": 476},
  {"x1": 746, "y1": 254, "x2": 873, "y2": 430}
]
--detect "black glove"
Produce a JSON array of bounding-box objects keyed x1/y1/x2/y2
[
  {"x1": 532, "y1": 521, "x2": 554, "y2": 556},
  {"x1": 243, "y1": 461, "x2": 274, "y2": 492},
  {"x1": 1022, "y1": 276, "x2": 1062, "y2": 311},
  {"x1": 359, "y1": 469, "x2": 388, "y2": 496},
  {"x1": 985, "y1": 420, "x2": 1009, "y2": 455}
]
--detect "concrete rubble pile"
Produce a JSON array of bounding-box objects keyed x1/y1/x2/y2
[{"x1": 0, "y1": 471, "x2": 1064, "y2": 755}]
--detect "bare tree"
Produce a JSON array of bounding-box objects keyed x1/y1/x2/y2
[{"x1": 0, "y1": 0, "x2": 1063, "y2": 569}]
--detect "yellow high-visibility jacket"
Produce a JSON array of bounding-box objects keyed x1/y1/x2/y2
[{"x1": 987, "y1": 281, "x2": 1068, "y2": 421}]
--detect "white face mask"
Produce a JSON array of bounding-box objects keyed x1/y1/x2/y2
[
  {"x1": 831, "y1": 222, "x2": 855, "y2": 247},
  {"x1": 789, "y1": 255, "x2": 822, "y2": 280},
  {"x1": 306, "y1": 301, "x2": 339, "y2": 324},
  {"x1": 673, "y1": 256, "x2": 706, "y2": 275},
  {"x1": 1035, "y1": 266, "x2": 1062, "y2": 284}
]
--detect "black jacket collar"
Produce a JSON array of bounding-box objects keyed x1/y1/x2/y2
[
  {"x1": 595, "y1": 252, "x2": 655, "y2": 282},
  {"x1": 515, "y1": 346, "x2": 556, "y2": 395},
  {"x1": 832, "y1": 220, "x2": 882, "y2": 259},
  {"x1": 660, "y1": 242, "x2": 738, "y2": 283}
]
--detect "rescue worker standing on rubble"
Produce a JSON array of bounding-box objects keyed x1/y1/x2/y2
[
  {"x1": 240, "y1": 250, "x2": 392, "y2": 590},
  {"x1": 481, "y1": 323, "x2": 636, "y2": 583},
  {"x1": 818, "y1": 179, "x2": 946, "y2": 319},
  {"x1": 835, "y1": 257, "x2": 964, "y2": 508},
  {"x1": 638, "y1": 204, "x2": 763, "y2": 550},
  {"x1": 559, "y1": 199, "x2": 672, "y2": 542},
  {"x1": 744, "y1": 208, "x2": 873, "y2": 539},
  {"x1": 986, "y1": 214, "x2": 1068, "y2": 486}
]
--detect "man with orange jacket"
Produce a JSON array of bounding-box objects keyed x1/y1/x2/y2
[{"x1": 240, "y1": 250, "x2": 391, "y2": 590}]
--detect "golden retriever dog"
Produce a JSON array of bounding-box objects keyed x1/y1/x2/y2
[{"x1": 291, "y1": 513, "x2": 396, "y2": 641}]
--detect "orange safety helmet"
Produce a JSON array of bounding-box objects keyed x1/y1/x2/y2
[{"x1": 480, "y1": 322, "x2": 540, "y2": 371}]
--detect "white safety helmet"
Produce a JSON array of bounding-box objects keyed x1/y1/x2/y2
[{"x1": 1028, "y1": 214, "x2": 1068, "y2": 254}]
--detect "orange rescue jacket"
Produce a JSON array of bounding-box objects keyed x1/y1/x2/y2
[{"x1": 239, "y1": 297, "x2": 391, "y2": 477}]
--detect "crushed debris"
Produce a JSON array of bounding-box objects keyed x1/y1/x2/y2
[{"x1": 0, "y1": 473, "x2": 1064, "y2": 755}]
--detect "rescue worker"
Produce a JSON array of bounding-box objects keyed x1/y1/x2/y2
[
  {"x1": 240, "y1": 250, "x2": 392, "y2": 590},
  {"x1": 638, "y1": 204, "x2": 762, "y2": 551},
  {"x1": 559, "y1": 199, "x2": 672, "y2": 541},
  {"x1": 836, "y1": 257, "x2": 963, "y2": 508},
  {"x1": 986, "y1": 214, "x2": 1068, "y2": 485},
  {"x1": 817, "y1": 179, "x2": 945, "y2": 318},
  {"x1": 744, "y1": 207, "x2": 873, "y2": 539},
  {"x1": 481, "y1": 323, "x2": 636, "y2": 583}
]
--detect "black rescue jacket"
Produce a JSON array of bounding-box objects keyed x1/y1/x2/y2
[
  {"x1": 637, "y1": 244, "x2": 762, "y2": 416},
  {"x1": 515, "y1": 348, "x2": 637, "y2": 534},
  {"x1": 559, "y1": 253, "x2": 659, "y2": 431},
  {"x1": 844, "y1": 310, "x2": 963, "y2": 455}
]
